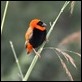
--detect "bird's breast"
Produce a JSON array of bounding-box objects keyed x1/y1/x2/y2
[{"x1": 29, "y1": 28, "x2": 46, "y2": 48}]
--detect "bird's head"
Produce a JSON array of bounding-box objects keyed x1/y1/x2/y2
[{"x1": 29, "y1": 19, "x2": 47, "y2": 31}]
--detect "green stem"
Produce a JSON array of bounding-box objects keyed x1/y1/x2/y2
[
  {"x1": 23, "y1": 1, "x2": 70, "y2": 81},
  {"x1": 9, "y1": 41, "x2": 23, "y2": 80},
  {"x1": 1, "y1": 1, "x2": 9, "y2": 34}
]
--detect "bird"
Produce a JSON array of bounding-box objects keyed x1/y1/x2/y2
[{"x1": 25, "y1": 19, "x2": 47, "y2": 56}]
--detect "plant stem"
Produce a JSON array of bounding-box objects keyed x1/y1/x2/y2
[
  {"x1": 9, "y1": 41, "x2": 23, "y2": 80},
  {"x1": 1, "y1": 1, "x2": 9, "y2": 34},
  {"x1": 23, "y1": 1, "x2": 70, "y2": 81}
]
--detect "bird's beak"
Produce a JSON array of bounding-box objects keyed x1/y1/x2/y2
[{"x1": 42, "y1": 23, "x2": 47, "y2": 27}]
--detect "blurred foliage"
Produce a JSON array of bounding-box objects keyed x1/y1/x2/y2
[{"x1": 1, "y1": 1, "x2": 81, "y2": 81}]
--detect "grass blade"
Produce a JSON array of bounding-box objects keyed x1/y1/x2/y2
[
  {"x1": 9, "y1": 41, "x2": 23, "y2": 80},
  {"x1": 55, "y1": 51, "x2": 74, "y2": 81},
  {"x1": 1, "y1": 1, "x2": 9, "y2": 34}
]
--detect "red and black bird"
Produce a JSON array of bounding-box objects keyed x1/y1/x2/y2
[{"x1": 25, "y1": 19, "x2": 47, "y2": 54}]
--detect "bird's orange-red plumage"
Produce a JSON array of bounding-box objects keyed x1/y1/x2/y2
[{"x1": 25, "y1": 19, "x2": 47, "y2": 54}]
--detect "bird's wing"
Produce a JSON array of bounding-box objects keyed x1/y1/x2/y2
[{"x1": 25, "y1": 27, "x2": 33, "y2": 46}]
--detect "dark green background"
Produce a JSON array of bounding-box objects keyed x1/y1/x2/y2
[{"x1": 1, "y1": 1, "x2": 81, "y2": 81}]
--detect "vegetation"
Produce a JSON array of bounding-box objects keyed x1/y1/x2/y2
[{"x1": 1, "y1": 1, "x2": 81, "y2": 81}]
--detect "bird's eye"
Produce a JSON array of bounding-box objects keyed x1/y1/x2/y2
[
  {"x1": 37, "y1": 21, "x2": 47, "y2": 27},
  {"x1": 37, "y1": 21, "x2": 43, "y2": 26}
]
